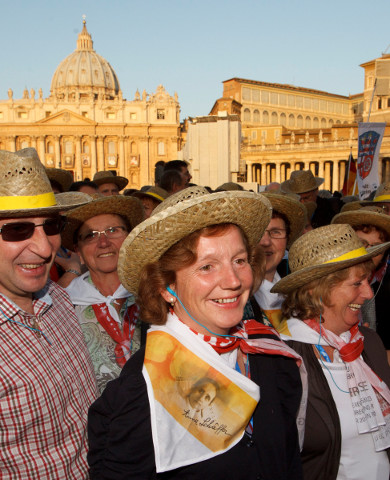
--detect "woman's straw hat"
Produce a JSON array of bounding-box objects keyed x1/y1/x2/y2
[
  {"x1": 0, "y1": 148, "x2": 91, "y2": 217},
  {"x1": 118, "y1": 187, "x2": 272, "y2": 293},
  {"x1": 92, "y1": 170, "x2": 128, "y2": 191},
  {"x1": 132, "y1": 186, "x2": 168, "y2": 203},
  {"x1": 281, "y1": 170, "x2": 324, "y2": 194},
  {"x1": 362, "y1": 182, "x2": 390, "y2": 205},
  {"x1": 262, "y1": 191, "x2": 306, "y2": 247},
  {"x1": 331, "y1": 206, "x2": 390, "y2": 238},
  {"x1": 62, "y1": 195, "x2": 144, "y2": 250},
  {"x1": 271, "y1": 224, "x2": 390, "y2": 294},
  {"x1": 45, "y1": 167, "x2": 74, "y2": 192}
]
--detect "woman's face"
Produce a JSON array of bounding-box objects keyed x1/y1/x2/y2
[
  {"x1": 76, "y1": 214, "x2": 128, "y2": 276},
  {"x1": 259, "y1": 217, "x2": 288, "y2": 282},
  {"x1": 166, "y1": 225, "x2": 253, "y2": 336},
  {"x1": 355, "y1": 228, "x2": 385, "y2": 268},
  {"x1": 322, "y1": 266, "x2": 374, "y2": 335}
]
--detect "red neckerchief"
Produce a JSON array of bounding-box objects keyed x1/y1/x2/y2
[
  {"x1": 187, "y1": 317, "x2": 304, "y2": 367},
  {"x1": 92, "y1": 302, "x2": 139, "y2": 367}
]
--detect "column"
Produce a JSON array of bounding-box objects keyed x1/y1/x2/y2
[
  {"x1": 266, "y1": 164, "x2": 271, "y2": 185},
  {"x1": 261, "y1": 162, "x2": 267, "y2": 186},
  {"x1": 31, "y1": 136, "x2": 37, "y2": 150},
  {"x1": 247, "y1": 162, "x2": 253, "y2": 183},
  {"x1": 38, "y1": 136, "x2": 45, "y2": 163},
  {"x1": 332, "y1": 160, "x2": 339, "y2": 192},
  {"x1": 324, "y1": 162, "x2": 331, "y2": 191},
  {"x1": 339, "y1": 161, "x2": 346, "y2": 189},
  {"x1": 119, "y1": 136, "x2": 125, "y2": 177},
  {"x1": 7, "y1": 136, "x2": 16, "y2": 151},
  {"x1": 97, "y1": 136, "x2": 104, "y2": 171},
  {"x1": 90, "y1": 135, "x2": 97, "y2": 177},
  {"x1": 54, "y1": 136, "x2": 61, "y2": 168},
  {"x1": 275, "y1": 162, "x2": 281, "y2": 183},
  {"x1": 75, "y1": 136, "x2": 82, "y2": 180},
  {"x1": 318, "y1": 161, "x2": 324, "y2": 180}
]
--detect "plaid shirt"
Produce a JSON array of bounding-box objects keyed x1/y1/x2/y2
[{"x1": 0, "y1": 280, "x2": 98, "y2": 479}]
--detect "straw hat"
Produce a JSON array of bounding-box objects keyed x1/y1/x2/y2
[
  {"x1": 62, "y1": 195, "x2": 144, "y2": 250},
  {"x1": 45, "y1": 167, "x2": 74, "y2": 192},
  {"x1": 0, "y1": 148, "x2": 91, "y2": 217},
  {"x1": 262, "y1": 191, "x2": 306, "y2": 247},
  {"x1": 331, "y1": 206, "x2": 390, "y2": 238},
  {"x1": 340, "y1": 199, "x2": 362, "y2": 213},
  {"x1": 215, "y1": 182, "x2": 245, "y2": 192},
  {"x1": 92, "y1": 170, "x2": 128, "y2": 191},
  {"x1": 132, "y1": 186, "x2": 168, "y2": 203},
  {"x1": 118, "y1": 189, "x2": 272, "y2": 294},
  {"x1": 271, "y1": 224, "x2": 390, "y2": 294},
  {"x1": 281, "y1": 170, "x2": 324, "y2": 194}
]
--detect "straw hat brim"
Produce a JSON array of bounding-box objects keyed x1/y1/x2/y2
[
  {"x1": 262, "y1": 193, "x2": 306, "y2": 247},
  {"x1": 0, "y1": 192, "x2": 92, "y2": 218},
  {"x1": 62, "y1": 195, "x2": 144, "y2": 250},
  {"x1": 271, "y1": 242, "x2": 390, "y2": 294},
  {"x1": 281, "y1": 176, "x2": 324, "y2": 194},
  {"x1": 45, "y1": 168, "x2": 73, "y2": 192},
  {"x1": 332, "y1": 210, "x2": 390, "y2": 237},
  {"x1": 118, "y1": 191, "x2": 272, "y2": 294},
  {"x1": 93, "y1": 175, "x2": 128, "y2": 190}
]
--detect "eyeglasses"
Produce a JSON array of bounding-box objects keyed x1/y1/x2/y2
[
  {"x1": 263, "y1": 228, "x2": 287, "y2": 239},
  {"x1": 78, "y1": 226, "x2": 128, "y2": 244},
  {"x1": 0, "y1": 216, "x2": 66, "y2": 242}
]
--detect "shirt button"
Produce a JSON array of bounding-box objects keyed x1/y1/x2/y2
[{"x1": 246, "y1": 439, "x2": 255, "y2": 447}]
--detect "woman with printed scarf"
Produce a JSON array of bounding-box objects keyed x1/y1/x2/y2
[
  {"x1": 88, "y1": 187, "x2": 306, "y2": 479},
  {"x1": 273, "y1": 224, "x2": 390, "y2": 480},
  {"x1": 62, "y1": 195, "x2": 145, "y2": 393}
]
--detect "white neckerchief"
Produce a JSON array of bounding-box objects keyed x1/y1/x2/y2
[
  {"x1": 143, "y1": 312, "x2": 260, "y2": 472},
  {"x1": 253, "y1": 272, "x2": 283, "y2": 311},
  {"x1": 66, "y1": 272, "x2": 134, "y2": 324}
]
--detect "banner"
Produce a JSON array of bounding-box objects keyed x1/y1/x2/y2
[
  {"x1": 341, "y1": 152, "x2": 357, "y2": 196},
  {"x1": 357, "y1": 123, "x2": 386, "y2": 200}
]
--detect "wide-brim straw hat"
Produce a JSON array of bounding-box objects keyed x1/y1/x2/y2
[
  {"x1": 331, "y1": 206, "x2": 390, "y2": 238},
  {"x1": 93, "y1": 170, "x2": 128, "y2": 191},
  {"x1": 271, "y1": 224, "x2": 390, "y2": 294},
  {"x1": 281, "y1": 169, "x2": 324, "y2": 194},
  {"x1": 62, "y1": 195, "x2": 144, "y2": 250},
  {"x1": 262, "y1": 191, "x2": 306, "y2": 247},
  {"x1": 118, "y1": 189, "x2": 272, "y2": 294},
  {"x1": 132, "y1": 186, "x2": 168, "y2": 203},
  {"x1": 45, "y1": 167, "x2": 74, "y2": 192},
  {"x1": 0, "y1": 148, "x2": 91, "y2": 217}
]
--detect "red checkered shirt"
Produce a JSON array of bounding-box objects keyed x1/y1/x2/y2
[{"x1": 0, "y1": 280, "x2": 98, "y2": 479}]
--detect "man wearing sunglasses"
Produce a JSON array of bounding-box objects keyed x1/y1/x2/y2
[{"x1": 0, "y1": 149, "x2": 98, "y2": 480}]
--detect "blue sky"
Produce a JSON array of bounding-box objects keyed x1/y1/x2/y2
[{"x1": 1, "y1": 0, "x2": 390, "y2": 121}]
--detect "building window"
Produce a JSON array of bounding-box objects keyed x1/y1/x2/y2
[
  {"x1": 0, "y1": 112, "x2": 3, "y2": 119},
  {"x1": 106, "y1": 112, "x2": 116, "y2": 119},
  {"x1": 297, "y1": 115, "x2": 303, "y2": 128},
  {"x1": 242, "y1": 87, "x2": 251, "y2": 101},
  {"x1": 130, "y1": 112, "x2": 137, "y2": 120},
  {"x1": 251, "y1": 131, "x2": 257, "y2": 140},
  {"x1": 18, "y1": 112, "x2": 28, "y2": 119},
  {"x1": 387, "y1": 98, "x2": 390, "y2": 108},
  {"x1": 108, "y1": 141, "x2": 116, "y2": 154},
  {"x1": 47, "y1": 142, "x2": 54, "y2": 154},
  {"x1": 158, "y1": 141, "x2": 165, "y2": 155},
  {"x1": 45, "y1": 111, "x2": 51, "y2": 118},
  {"x1": 288, "y1": 114, "x2": 295, "y2": 127},
  {"x1": 263, "y1": 111, "x2": 269, "y2": 124},
  {"x1": 21, "y1": 140, "x2": 29, "y2": 149},
  {"x1": 305, "y1": 116, "x2": 311, "y2": 128},
  {"x1": 280, "y1": 113, "x2": 286, "y2": 126},
  {"x1": 157, "y1": 109, "x2": 165, "y2": 120},
  {"x1": 65, "y1": 141, "x2": 73, "y2": 154},
  {"x1": 243, "y1": 108, "x2": 251, "y2": 122},
  {"x1": 82, "y1": 143, "x2": 90, "y2": 154},
  {"x1": 253, "y1": 109, "x2": 260, "y2": 122},
  {"x1": 271, "y1": 112, "x2": 278, "y2": 125},
  {"x1": 82, "y1": 111, "x2": 88, "y2": 118},
  {"x1": 378, "y1": 98, "x2": 382, "y2": 110}
]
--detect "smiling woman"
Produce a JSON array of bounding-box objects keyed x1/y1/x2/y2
[
  {"x1": 62, "y1": 195, "x2": 145, "y2": 393},
  {"x1": 88, "y1": 186, "x2": 307, "y2": 480},
  {"x1": 273, "y1": 224, "x2": 390, "y2": 480}
]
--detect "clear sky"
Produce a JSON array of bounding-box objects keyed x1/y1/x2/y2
[{"x1": 1, "y1": 0, "x2": 390, "y2": 121}]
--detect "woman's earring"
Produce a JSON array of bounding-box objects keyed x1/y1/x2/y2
[{"x1": 170, "y1": 298, "x2": 175, "y2": 307}]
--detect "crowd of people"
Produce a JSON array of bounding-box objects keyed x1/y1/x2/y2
[{"x1": 2, "y1": 147, "x2": 390, "y2": 480}]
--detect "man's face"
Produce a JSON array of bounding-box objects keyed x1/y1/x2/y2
[
  {"x1": 98, "y1": 182, "x2": 120, "y2": 196},
  {"x1": 0, "y1": 216, "x2": 61, "y2": 307},
  {"x1": 179, "y1": 166, "x2": 192, "y2": 186},
  {"x1": 299, "y1": 188, "x2": 318, "y2": 204}
]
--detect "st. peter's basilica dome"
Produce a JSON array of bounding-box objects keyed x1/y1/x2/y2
[{"x1": 50, "y1": 20, "x2": 121, "y2": 101}]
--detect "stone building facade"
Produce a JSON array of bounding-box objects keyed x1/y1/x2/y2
[
  {"x1": 210, "y1": 56, "x2": 390, "y2": 192},
  {"x1": 0, "y1": 21, "x2": 181, "y2": 188}
]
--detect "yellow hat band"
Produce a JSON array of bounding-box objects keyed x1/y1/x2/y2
[
  {"x1": 0, "y1": 192, "x2": 57, "y2": 210},
  {"x1": 147, "y1": 192, "x2": 164, "y2": 202},
  {"x1": 324, "y1": 246, "x2": 368, "y2": 264},
  {"x1": 374, "y1": 194, "x2": 390, "y2": 202}
]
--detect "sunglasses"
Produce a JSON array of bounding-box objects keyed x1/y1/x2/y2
[{"x1": 0, "y1": 216, "x2": 67, "y2": 242}]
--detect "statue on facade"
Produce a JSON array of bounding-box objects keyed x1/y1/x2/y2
[
  {"x1": 142, "y1": 89, "x2": 147, "y2": 101},
  {"x1": 7, "y1": 88, "x2": 13, "y2": 100},
  {"x1": 39, "y1": 88, "x2": 43, "y2": 99},
  {"x1": 23, "y1": 88, "x2": 29, "y2": 99},
  {"x1": 349, "y1": 127, "x2": 354, "y2": 140},
  {"x1": 30, "y1": 88, "x2": 35, "y2": 100},
  {"x1": 319, "y1": 130, "x2": 323, "y2": 141},
  {"x1": 134, "y1": 89, "x2": 141, "y2": 100},
  {"x1": 305, "y1": 130, "x2": 309, "y2": 142},
  {"x1": 290, "y1": 131, "x2": 295, "y2": 143}
]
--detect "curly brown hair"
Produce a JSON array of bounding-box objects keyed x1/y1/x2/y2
[
  {"x1": 281, "y1": 261, "x2": 374, "y2": 321},
  {"x1": 138, "y1": 224, "x2": 265, "y2": 325}
]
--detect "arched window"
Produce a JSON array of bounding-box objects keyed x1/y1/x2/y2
[
  {"x1": 321, "y1": 118, "x2": 327, "y2": 128},
  {"x1": 297, "y1": 115, "x2": 303, "y2": 128},
  {"x1": 253, "y1": 109, "x2": 260, "y2": 122},
  {"x1": 313, "y1": 117, "x2": 319, "y2": 129},
  {"x1": 262, "y1": 111, "x2": 269, "y2": 124},
  {"x1": 280, "y1": 113, "x2": 286, "y2": 126},
  {"x1": 288, "y1": 114, "x2": 295, "y2": 127},
  {"x1": 158, "y1": 141, "x2": 165, "y2": 155},
  {"x1": 271, "y1": 112, "x2": 278, "y2": 125},
  {"x1": 243, "y1": 108, "x2": 251, "y2": 122},
  {"x1": 305, "y1": 116, "x2": 311, "y2": 128}
]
